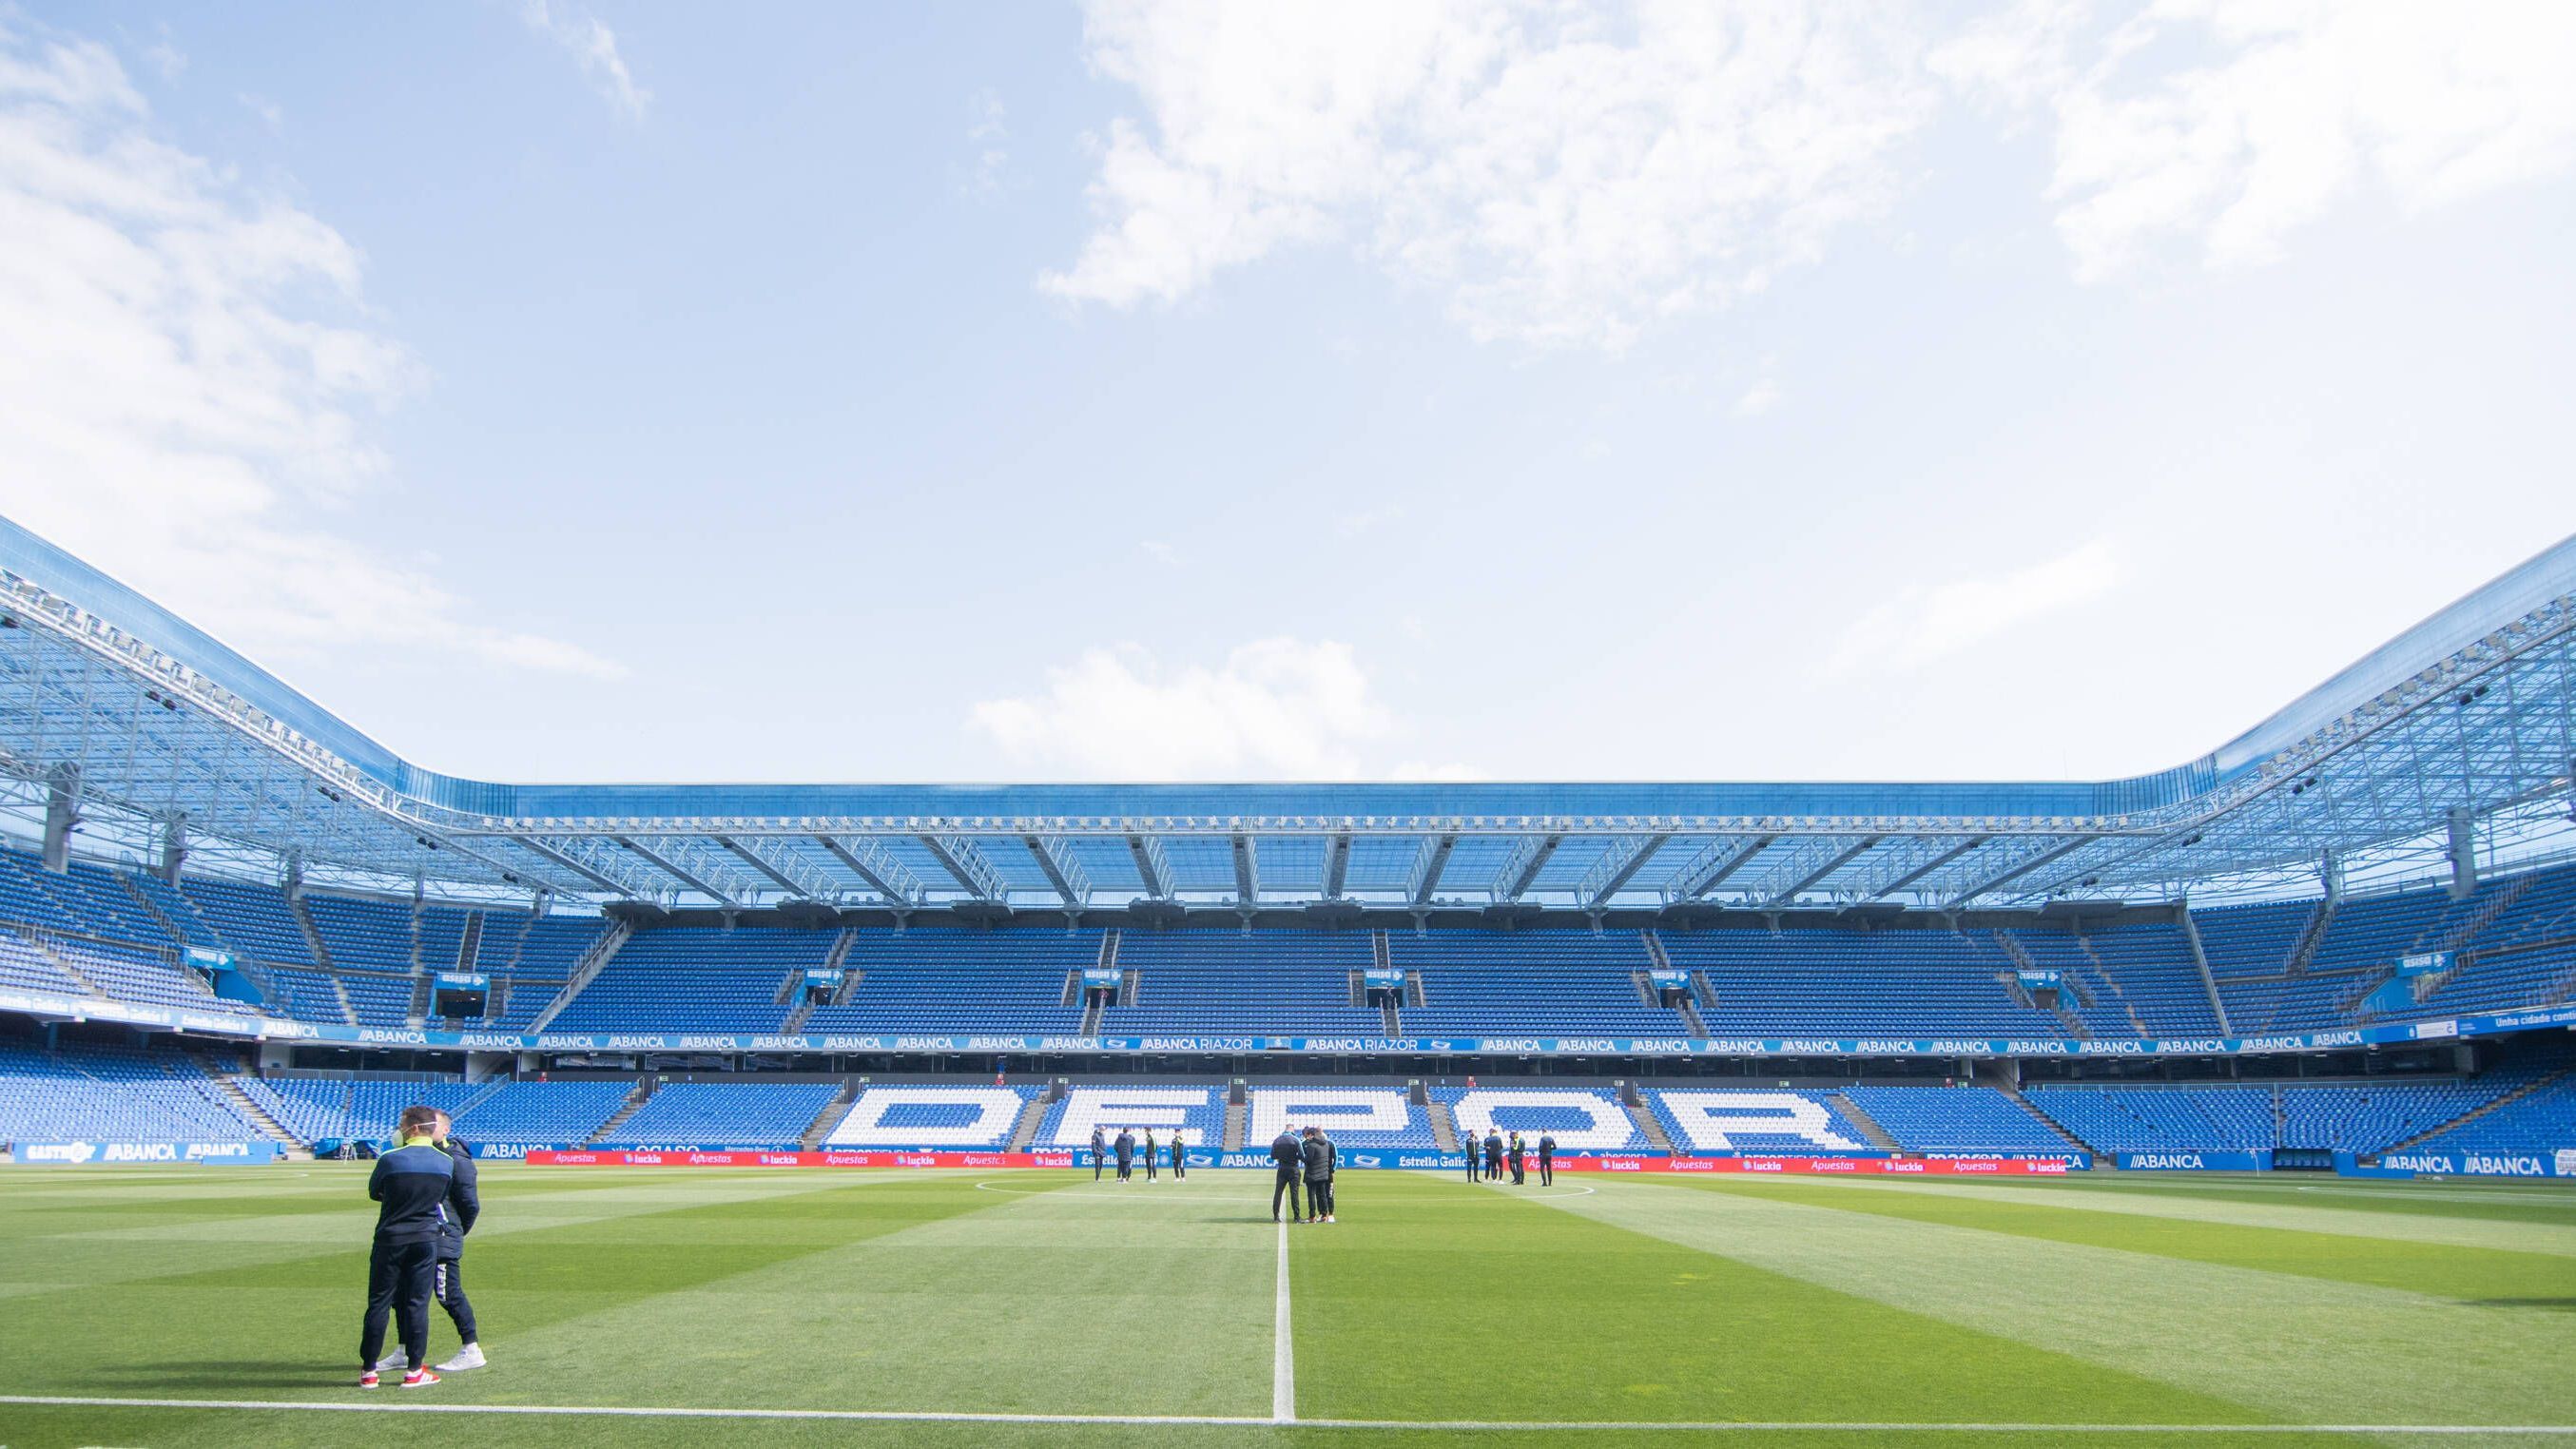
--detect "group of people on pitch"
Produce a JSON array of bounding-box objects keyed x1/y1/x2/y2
[
  {"x1": 1466, "y1": 1128, "x2": 1556, "y2": 1185},
  {"x1": 1269, "y1": 1125, "x2": 1338, "y2": 1223},
  {"x1": 357, "y1": 1104, "x2": 487, "y2": 1389},
  {"x1": 1088, "y1": 1124, "x2": 1188, "y2": 1182}
]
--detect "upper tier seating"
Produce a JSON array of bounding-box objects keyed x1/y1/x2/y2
[
  {"x1": 450, "y1": 1080, "x2": 634, "y2": 1145},
  {"x1": 805, "y1": 925, "x2": 1091, "y2": 1035},
  {"x1": 550, "y1": 925, "x2": 839, "y2": 1034},
  {"x1": 1110, "y1": 929, "x2": 1383, "y2": 1035},
  {"x1": 1397, "y1": 930, "x2": 1685, "y2": 1035},
  {"x1": 1664, "y1": 927, "x2": 2066, "y2": 1038}
]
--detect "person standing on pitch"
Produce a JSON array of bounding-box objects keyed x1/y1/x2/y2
[
  {"x1": 1462, "y1": 1126, "x2": 1480, "y2": 1182},
  {"x1": 1091, "y1": 1125, "x2": 1108, "y2": 1181},
  {"x1": 1114, "y1": 1127, "x2": 1135, "y2": 1182},
  {"x1": 1269, "y1": 1125, "x2": 1304, "y2": 1222},
  {"x1": 1538, "y1": 1130, "x2": 1557, "y2": 1186},
  {"x1": 1170, "y1": 1128, "x2": 1187, "y2": 1180},
  {"x1": 1483, "y1": 1129, "x2": 1505, "y2": 1183},
  {"x1": 1143, "y1": 1127, "x2": 1158, "y2": 1182},
  {"x1": 377, "y1": 1111, "x2": 483, "y2": 1376},
  {"x1": 1301, "y1": 1125, "x2": 1337, "y2": 1223},
  {"x1": 357, "y1": 1105, "x2": 451, "y2": 1390},
  {"x1": 1508, "y1": 1130, "x2": 1526, "y2": 1185}
]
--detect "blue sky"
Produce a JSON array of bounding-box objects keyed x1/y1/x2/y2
[{"x1": 4, "y1": 2, "x2": 2572, "y2": 786}]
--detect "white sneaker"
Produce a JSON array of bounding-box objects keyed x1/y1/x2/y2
[
  {"x1": 436, "y1": 1343, "x2": 486, "y2": 1372},
  {"x1": 375, "y1": 1352, "x2": 407, "y2": 1371}
]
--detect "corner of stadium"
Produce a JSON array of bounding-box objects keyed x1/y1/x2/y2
[{"x1": 5, "y1": 510, "x2": 2575, "y2": 1445}]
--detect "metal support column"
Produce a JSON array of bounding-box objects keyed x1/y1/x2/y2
[{"x1": 41, "y1": 763, "x2": 81, "y2": 872}]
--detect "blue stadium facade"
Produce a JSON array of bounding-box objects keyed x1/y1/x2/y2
[{"x1": 2, "y1": 514, "x2": 2572, "y2": 1171}]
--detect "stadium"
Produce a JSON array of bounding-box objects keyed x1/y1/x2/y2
[
  {"x1": 7, "y1": 6, "x2": 2576, "y2": 1446},
  {"x1": 5, "y1": 512, "x2": 2576, "y2": 1444}
]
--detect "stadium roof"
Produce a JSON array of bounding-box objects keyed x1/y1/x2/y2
[{"x1": 4, "y1": 515, "x2": 2573, "y2": 917}]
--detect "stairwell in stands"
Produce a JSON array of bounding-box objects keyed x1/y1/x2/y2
[
  {"x1": 798, "y1": 1080, "x2": 858, "y2": 1148},
  {"x1": 585, "y1": 1079, "x2": 658, "y2": 1146},
  {"x1": 1827, "y1": 1092, "x2": 1902, "y2": 1150},
  {"x1": 2383, "y1": 1065, "x2": 2574, "y2": 1152}
]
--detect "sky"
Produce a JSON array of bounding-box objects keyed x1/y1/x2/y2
[{"x1": 2, "y1": 1, "x2": 2572, "y2": 788}]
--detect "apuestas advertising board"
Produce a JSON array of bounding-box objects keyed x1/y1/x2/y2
[
  {"x1": 2335, "y1": 1149, "x2": 2576, "y2": 1180},
  {"x1": 2115, "y1": 1150, "x2": 2272, "y2": 1171},
  {"x1": 522, "y1": 1150, "x2": 2081, "y2": 1175},
  {"x1": 10, "y1": 1140, "x2": 281, "y2": 1165}
]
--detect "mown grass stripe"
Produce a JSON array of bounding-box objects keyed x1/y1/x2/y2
[
  {"x1": 1288, "y1": 1170, "x2": 2260, "y2": 1427},
  {"x1": 1545, "y1": 1177, "x2": 2576, "y2": 1429}
]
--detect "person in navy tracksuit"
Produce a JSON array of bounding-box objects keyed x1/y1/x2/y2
[
  {"x1": 1538, "y1": 1132, "x2": 1557, "y2": 1187},
  {"x1": 1169, "y1": 1129, "x2": 1187, "y2": 1180},
  {"x1": 376, "y1": 1116, "x2": 484, "y2": 1375},
  {"x1": 1114, "y1": 1129, "x2": 1135, "y2": 1182},
  {"x1": 1092, "y1": 1126, "x2": 1108, "y2": 1180},
  {"x1": 358, "y1": 1106, "x2": 453, "y2": 1388}
]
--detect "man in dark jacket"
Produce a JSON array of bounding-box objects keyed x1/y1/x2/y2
[
  {"x1": 1538, "y1": 1131, "x2": 1558, "y2": 1186},
  {"x1": 375, "y1": 1112, "x2": 483, "y2": 1375},
  {"x1": 1300, "y1": 1126, "x2": 1337, "y2": 1223},
  {"x1": 1508, "y1": 1131, "x2": 1526, "y2": 1185},
  {"x1": 358, "y1": 1106, "x2": 451, "y2": 1389},
  {"x1": 1091, "y1": 1126, "x2": 1108, "y2": 1181},
  {"x1": 1463, "y1": 1125, "x2": 1480, "y2": 1182},
  {"x1": 1483, "y1": 1130, "x2": 1505, "y2": 1182},
  {"x1": 1142, "y1": 1128, "x2": 1158, "y2": 1182},
  {"x1": 1269, "y1": 1128, "x2": 1304, "y2": 1222},
  {"x1": 1169, "y1": 1129, "x2": 1187, "y2": 1180},
  {"x1": 1114, "y1": 1129, "x2": 1135, "y2": 1182}
]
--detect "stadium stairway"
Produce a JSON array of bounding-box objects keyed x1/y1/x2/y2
[
  {"x1": 2001, "y1": 1083, "x2": 2101, "y2": 1159},
  {"x1": 1825, "y1": 1092, "x2": 1901, "y2": 1150},
  {"x1": 208, "y1": 1068, "x2": 307, "y2": 1157},
  {"x1": 1007, "y1": 1092, "x2": 1051, "y2": 1151},
  {"x1": 289, "y1": 896, "x2": 336, "y2": 973},
  {"x1": 2384, "y1": 1066, "x2": 2574, "y2": 1152},
  {"x1": 1222, "y1": 1094, "x2": 1247, "y2": 1150},
  {"x1": 1426, "y1": 1094, "x2": 1461, "y2": 1153},
  {"x1": 798, "y1": 1081, "x2": 857, "y2": 1149},
  {"x1": 584, "y1": 1079, "x2": 656, "y2": 1146},
  {"x1": 1620, "y1": 1083, "x2": 1675, "y2": 1151},
  {"x1": 25, "y1": 936, "x2": 107, "y2": 996},
  {"x1": 525, "y1": 918, "x2": 634, "y2": 1034}
]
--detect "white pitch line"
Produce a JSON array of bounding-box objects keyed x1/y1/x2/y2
[
  {"x1": 4, "y1": 1398, "x2": 2575, "y2": 1434},
  {"x1": 1273, "y1": 1211, "x2": 1295, "y2": 1423}
]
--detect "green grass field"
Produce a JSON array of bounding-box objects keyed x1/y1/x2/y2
[{"x1": 3, "y1": 1165, "x2": 2574, "y2": 1448}]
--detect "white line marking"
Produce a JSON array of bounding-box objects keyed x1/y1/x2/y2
[
  {"x1": 1273, "y1": 1212, "x2": 1295, "y2": 1423},
  {"x1": 2, "y1": 1398, "x2": 2572, "y2": 1433}
]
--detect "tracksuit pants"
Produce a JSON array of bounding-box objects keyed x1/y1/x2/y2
[
  {"x1": 1539, "y1": 1154, "x2": 1553, "y2": 1186},
  {"x1": 1271, "y1": 1168, "x2": 1302, "y2": 1220},
  {"x1": 1464, "y1": 1151, "x2": 1478, "y2": 1181},
  {"x1": 1146, "y1": 1153, "x2": 1157, "y2": 1181},
  {"x1": 360, "y1": 1238, "x2": 436, "y2": 1370},
  {"x1": 435, "y1": 1254, "x2": 477, "y2": 1344},
  {"x1": 1172, "y1": 1153, "x2": 1186, "y2": 1180},
  {"x1": 1306, "y1": 1177, "x2": 1334, "y2": 1218},
  {"x1": 1510, "y1": 1155, "x2": 1525, "y2": 1184},
  {"x1": 1094, "y1": 1152, "x2": 1106, "y2": 1181},
  {"x1": 1117, "y1": 1157, "x2": 1133, "y2": 1181}
]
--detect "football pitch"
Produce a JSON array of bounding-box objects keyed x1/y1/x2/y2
[{"x1": 3, "y1": 1167, "x2": 2574, "y2": 1448}]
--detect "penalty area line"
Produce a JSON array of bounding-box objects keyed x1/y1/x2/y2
[
  {"x1": 5, "y1": 1400, "x2": 2575, "y2": 1434},
  {"x1": 1274, "y1": 1210, "x2": 1295, "y2": 1423}
]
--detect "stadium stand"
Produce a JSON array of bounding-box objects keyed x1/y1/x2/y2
[
  {"x1": 450, "y1": 1080, "x2": 634, "y2": 1146},
  {"x1": 1110, "y1": 929, "x2": 1382, "y2": 1035},
  {"x1": 1836, "y1": 1085, "x2": 2076, "y2": 1154},
  {"x1": 600, "y1": 1081, "x2": 841, "y2": 1148},
  {"x1": 549, "y1": 925, "x2": 839, "y2": 1034},
  {"x1": 1036, "y1": 1084, "x2": 1226, "y2": 1150},
  {"x1": 806, "y1": 924, "x2": 1092, "y2": 1036},
  {"x1": 1245, "y1": 1086, "x2": 1438, "y2": 1147},
  {"x1": 826, "y1": 1085, "x2": 1036, "y2": 1149},
  {"x1": 1662, "y1": 927, "x2": 2067, "y2": 1038},
  {"x1": 1434, "y1": 1086, "x2": 1644, "y2": 1152},
  {"x1": 1645, "y1": 1089, "x2": 1871, "y2": 1154},
  {"x1": 1395, "y1": 930, "x2": 1685, "y2": 1036},
  {"x1": 0, "y1": 1038, "x2": 259, "y2": 1142}
]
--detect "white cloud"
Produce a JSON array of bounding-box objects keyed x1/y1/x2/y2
[
  {"x1": 1136, "y1": 538, "x2": 1177, "y2": 566},
  {"x1": 960, "y1": 87, "x2": 1011, "y2": 201},
  {"x1": 969, "y1": 639, "x2": 1397, "y2": 780},
  {"x1": 0, "y1": 20, "x2": 622, "y2": 681},
  {"x1": 1044, "y1": 1, "x2": 1935, "y2": 350},
  {"x1": 1939, "y1": 0, "x2": 2576, "y2": 280},
  {"x1": 1733, "y1": 377, "x2": 1782, "y2": 416},
  {"x1": 1821, "y1": 540, "x2": 2126, "y2": 678},
  {"x1": 237, "y1": 92, "x2": 281, "y2": 134},
  {"x1": 518, "y1": 0, "x2": 649, "y2": 123}
]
